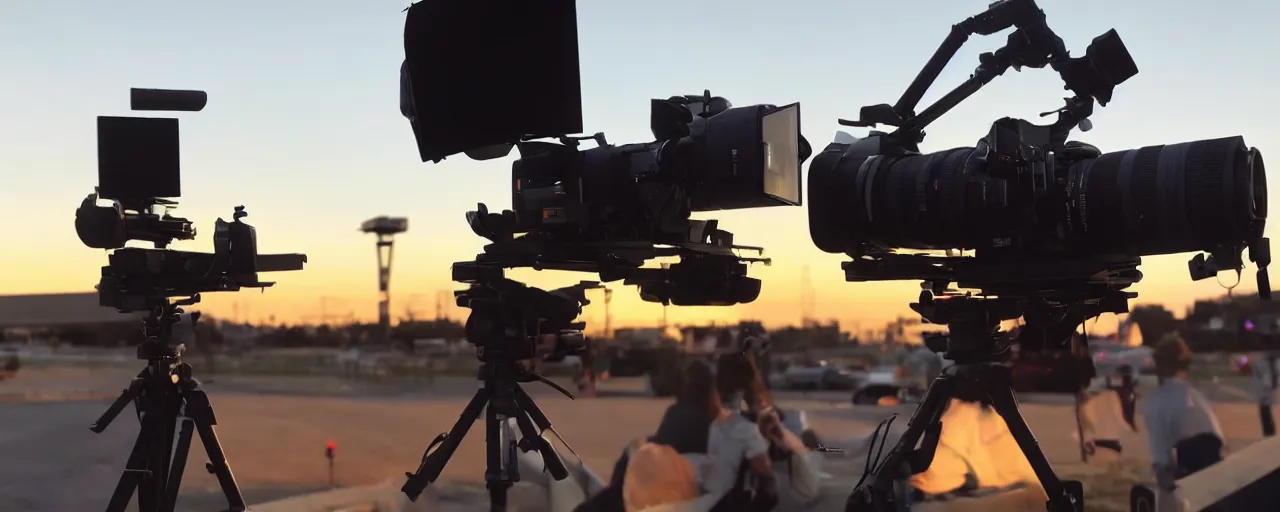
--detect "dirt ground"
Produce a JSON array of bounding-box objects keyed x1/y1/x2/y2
[{"x1": 1, "y1": 364, "x2": 1271, "y2": 511}]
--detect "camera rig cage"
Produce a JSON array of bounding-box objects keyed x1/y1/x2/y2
[{"x1": 76, "y1": 88, "x2": 306, "y2": 512}]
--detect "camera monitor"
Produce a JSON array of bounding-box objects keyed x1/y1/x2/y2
[
  {"x1": 97, "y1": 116, "x2": 181, "y2": 202},
  {"x1": 402, "y1": 0, "x2": 584, "y2": 163}
]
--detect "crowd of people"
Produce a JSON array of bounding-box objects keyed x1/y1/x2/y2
[
  {"x1": 515, "y1": 330, "x2": 1278, "y2": 511},
  {"x1": 519, "y1": 348, "x2": 824, "y2": 511}
]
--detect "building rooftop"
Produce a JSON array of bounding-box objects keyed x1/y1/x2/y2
[{"x1": 0, "y1": 292, "x2": 136, "y2": 328}]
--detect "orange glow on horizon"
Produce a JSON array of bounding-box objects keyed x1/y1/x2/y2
[{"x1": 0, "y1": 242, "x2": 1253, "y2": 335}]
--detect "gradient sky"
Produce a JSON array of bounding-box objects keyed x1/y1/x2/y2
[{"x1": 2, "y1": 0, "x2": 1276, "y2": 334}]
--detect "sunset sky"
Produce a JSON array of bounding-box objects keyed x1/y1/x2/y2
[{"x1": 2, "y1": 0, "x2": 1276, "y2": 335}]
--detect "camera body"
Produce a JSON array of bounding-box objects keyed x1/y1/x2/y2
[
  {"x1": 453, "y1": 262, "x2": 591, "y2": 363},
  {"x1": 508, "y1": 95, "x2": 805, "y2": 243},
  {"x1": 401, "y1": 1, "x2": 810, "y2": 314},
  {"x1": 75, "y1": 89, "x2": 307, "y2": 313}
]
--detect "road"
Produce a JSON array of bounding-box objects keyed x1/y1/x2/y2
[{"x1": 0, "y1": 365, "x2": 1272, "y2": 511}]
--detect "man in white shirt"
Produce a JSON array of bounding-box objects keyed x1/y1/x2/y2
[
  {"x1": 1141, "y1": 335, "x2": 1224, "y2": 490},
  {"x1": 1250, "y1": 351, "x2": 1278, "y2": 437}
]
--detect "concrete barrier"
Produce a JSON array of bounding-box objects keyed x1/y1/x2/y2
[{"x1": 1130, "y1": 435, "x2": 1280, "y2": 511}]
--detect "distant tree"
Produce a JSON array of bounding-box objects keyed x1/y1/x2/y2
[{"x1": 1128, "y1": 304, "x2": 1183, "y2": 347}]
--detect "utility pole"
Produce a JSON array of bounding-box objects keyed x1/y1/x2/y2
[
  {"x1": 435, "y1": 291, "x2": 446, "y2": 321},
  {"x1": 800, "y1": 265, "x2": 815, "y2": 327},
  {"x1": 660, "y1": 262, "x2": 671, "y2": 331},
  {"x1": 603, "y1": 288, "x2": 613, "y2": 339},
  {"x1": 361, "y1": 216, "x2": 408, "y2": 345}
]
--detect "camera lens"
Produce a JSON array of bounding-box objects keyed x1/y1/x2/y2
[
  {"x1": 1065, "y1": 137, "x2": 1266, "y2": 255},
  {"x1": 808, "y1": 136, "x2": 1267, "y2": 258},
  {"x1": 808, "y1": 144, "x2": 979, "y2": 253}
]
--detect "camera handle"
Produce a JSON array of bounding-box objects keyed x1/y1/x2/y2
[{"x1": 839, "y1": 0, "x2": 1075, "y2": 151}]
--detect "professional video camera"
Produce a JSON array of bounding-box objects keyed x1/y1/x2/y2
[
  {"x1": 458, "y1": 86, "x2": 806, "y2": 306},
  {"x1": 397, "y1": 1, "x2": 809, "y2": 509},
  {"x1": 75, "y1": 88, "x2": 306, "y2": 512},
  {"x1": 809, "y1": 0, "x2": 1269, "y2": 310},
  {"x1": 808, "y1": 1, "x2": 1271, "y2": 511}
]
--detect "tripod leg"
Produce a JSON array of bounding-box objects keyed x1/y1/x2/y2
[
  {"x1": 986, "y1": 382, "x2": 1080, "y2": 512},
  {"x1": 160, "y1": 419, "x2": 196, "y2": 512},
  {"x1": 184, "y1": 389, "x2": 248, "y2": 512},
  {"x1": 845, "y1": 374, "x2": 954, "y2": 512},
  {"x1": 91, "y1": 376, "x2": 144, "y2": 433},
  {"x1": 510, "y1": 388, "x2": 569, "y2": 480},
  {"x1": 403, "y1": 387, "x2": 492, "y2": 501},
  {"x1": 104, "y1": 407, "x2": 161, "y2": 512},
  {"x1": 486, "y1": 401, "x2": 511, "y2": 512}
]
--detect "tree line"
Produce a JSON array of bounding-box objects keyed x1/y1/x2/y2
[{"x1": 1129, "y1": 292, "x2": 1280, "y2": 352}]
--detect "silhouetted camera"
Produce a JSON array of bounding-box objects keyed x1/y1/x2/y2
[
  {"x1": 400, "y1": 0, "x2": 810, "y2": 307},
  {"x1": 805, "y1": 0, "x2": 1270, "y2": 338},
  {"x1": 74, "y1": 88, "x2": 307, "y2": 313}
]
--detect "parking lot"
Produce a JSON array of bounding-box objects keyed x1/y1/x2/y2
[{"x1": 1, "y1": 364, "x2": 1272, "y2": 511}]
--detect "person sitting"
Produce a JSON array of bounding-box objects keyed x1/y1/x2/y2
[
  {"x1": 702, "y1": 352, "x2": 784, "y2": 511},
  {"x1": 1248, "y1": 350, "x2": 1278, "y2": 437},
  {"x1": 1142, "y1": 333, "x2": 1224, "y2": 492},
  {"x1": 552, "y1": 357, "x2": 819, "y2": 512},
  {"x1": 574, "y1": 359, "x2": 719, "y2": 511}
]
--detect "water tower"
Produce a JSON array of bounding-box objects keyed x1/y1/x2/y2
[{"x1": 361, "y1": 216, "x2": 408, "y2": 343}]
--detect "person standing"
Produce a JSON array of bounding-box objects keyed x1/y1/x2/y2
[
  {"x1": 1141, "y1": 334, "x2": 1225, "y2": 492},
  {"x1": 1079, "y1": 369, "x2": 1138, "y2": 465},
  {"x1": 1250, "y1": 350, "x2": 1279, "y2": 437}
]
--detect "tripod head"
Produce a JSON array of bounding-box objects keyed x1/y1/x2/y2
[
  {"x1": 913, "y1": 288, "x2": 1133, "y2": 366},
  {"x1": 134, "y1": 295, "x2": 202, "y2": 362},
  {"x1": 453, "y1": 261, "x2": 593, "y2": 366}
]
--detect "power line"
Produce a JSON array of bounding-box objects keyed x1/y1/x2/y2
[{"x1": 436, "y1": 290, "x2": 450, "y2": 321}]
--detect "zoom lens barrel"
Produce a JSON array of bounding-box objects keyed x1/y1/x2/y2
[
  {"x1": 808, "y1": 136, "x2": 1266, "y2": 258},
  {"x1": 1065, "y1": 137, "x2": 1265, "y2": 256}
]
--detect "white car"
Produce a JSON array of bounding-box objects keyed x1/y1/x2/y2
[{"x1": 1093, "y1": 345, "x2": 1156, "y2": 376}]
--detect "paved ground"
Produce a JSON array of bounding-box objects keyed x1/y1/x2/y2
[{"x1": 0, "y1": 365, "x2": 1272, "y2": 511}]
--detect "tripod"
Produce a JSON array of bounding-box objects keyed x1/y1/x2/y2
[
  {"x1": 403, "y1": 264, "x2": 596, "y2": 511},
  {"x1": 91, "y1": 297, "x2": 247, "y2": 512},
  {"x1": 845, "y1": 293, "x2": 1116, "y2": 512},
  {"x1": 402, "y1": 359, "x2": 576, "y2": 511}
]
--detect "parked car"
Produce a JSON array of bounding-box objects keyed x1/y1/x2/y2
[
  {"x1": 778, "y1": 360, "x2": 862, "y2": 390},
  {"x1": 1092, "y1": 345, "x2": 1156, "y2": 377},
  {"x1": 851, "y1": 365, "x2": 907, "y2": 405}
]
